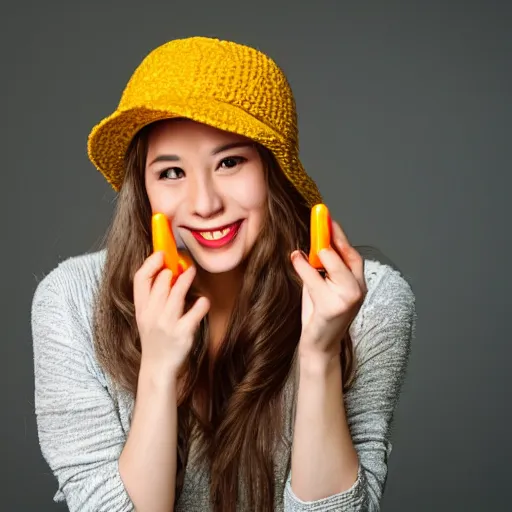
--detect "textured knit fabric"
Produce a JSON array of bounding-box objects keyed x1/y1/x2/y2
[
  {"x1": 87, "y1": 37, "x2": 322, "y2": 208},
  {"x1": 31, "y1": 249, "x2": 416, "y2": 512}
]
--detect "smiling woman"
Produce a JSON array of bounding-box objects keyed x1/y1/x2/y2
[
  {"x1": 143, "y1": 119, "x2": 268, "y2": 277},
  {"x1": 30, "y1": 36, "x2": 416, "y2": 512}
]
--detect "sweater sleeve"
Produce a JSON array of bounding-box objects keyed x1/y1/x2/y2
[
  {"x1": 31, "y1": 266, "x2": 135, "y2": 512},
  {"x1": 283, "y1": 263, "x2": 416, "y2": 511}
]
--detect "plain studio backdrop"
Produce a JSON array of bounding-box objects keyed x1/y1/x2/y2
[{"x1": 2, "y1": 0, "x2": 510, "y2": 510}]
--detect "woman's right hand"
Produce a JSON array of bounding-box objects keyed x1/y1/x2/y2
[{"x1": 133, "y1": 250, "x2": 210, "y2": 383}]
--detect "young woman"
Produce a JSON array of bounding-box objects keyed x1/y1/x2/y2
[{"x1": 31, "y1": 36, "x2": 416, "y2": 512}]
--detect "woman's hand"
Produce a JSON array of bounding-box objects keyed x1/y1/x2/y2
[
  {"x1": 133, "y1": 251, "x2": 210, "y2": 383},
  {"x1": 291, "y1": 219, "x2": 367, "y2": 361}
]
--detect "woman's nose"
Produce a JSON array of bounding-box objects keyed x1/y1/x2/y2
[{"x1": 189, "y1": 175, "x2": 223, "y2": 219}]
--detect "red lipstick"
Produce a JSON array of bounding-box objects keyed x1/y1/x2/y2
[{"x1": 190, "y1": 220, "x2": 243, "y2": 249}]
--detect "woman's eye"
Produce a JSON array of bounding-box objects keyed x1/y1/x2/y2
[
  {"x1": 159, "y1": 168, "x2": 184, "y2": 180},
  {"x1": 219, "y1": 156, "x2": 246, "y2": 169}
]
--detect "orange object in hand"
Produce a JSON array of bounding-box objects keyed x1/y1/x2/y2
[
  {"x1": 308, "y1": 203, "x2": 332, "y2": 270},
  {"x1": 151, "y1": 213, "x2": 192, "y2": 283}
]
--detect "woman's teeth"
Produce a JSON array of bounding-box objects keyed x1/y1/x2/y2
[{"x1": 199, "y1": 227, "x2": 231, "y2": 240}]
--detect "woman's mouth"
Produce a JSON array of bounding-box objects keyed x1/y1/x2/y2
[{"x1": 190, "y1": 220, "x2": 243, "y2": 248}]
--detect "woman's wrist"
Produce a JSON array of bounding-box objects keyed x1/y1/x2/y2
[
  {"x1": 298, "y1": 347, "x2": 341, "y2": 379},
  {"x1": 138, "y1": 357, "x2": 179, "y2": 394}
]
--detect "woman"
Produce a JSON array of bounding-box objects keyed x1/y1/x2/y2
[{"x1": 31, "y1": 36, "x2": 416, "y2": 512}]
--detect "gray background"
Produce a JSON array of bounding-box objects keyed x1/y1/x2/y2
[{"x1": 3, "y1": 0, "x2": 511, "y2": 510}]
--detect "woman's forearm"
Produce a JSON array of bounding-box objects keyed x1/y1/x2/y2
[
  {"x1": 119, "y1": 362, "x2": 178, "y2": 512},
  {"x1": 290, "y1": 352, "x2": 359, "y2": 501}
]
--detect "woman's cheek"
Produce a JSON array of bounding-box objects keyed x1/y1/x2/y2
[{"x1": 231, "y1": 170, "x2": 268, "y2": 210}]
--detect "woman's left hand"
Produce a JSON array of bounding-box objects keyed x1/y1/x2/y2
[{"x1": 291, "y1": 219, "x2": 367, "y2": 360}]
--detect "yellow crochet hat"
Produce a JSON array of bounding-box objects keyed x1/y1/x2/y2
[{"x1": 87, "y1": 36, "x2": 322, "y2": 208}]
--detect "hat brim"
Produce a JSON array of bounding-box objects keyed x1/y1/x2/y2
[{"x1": 87, "y1": 95, "x2": 322, "y2": 207}]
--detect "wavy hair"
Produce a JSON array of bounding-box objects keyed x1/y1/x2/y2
[{"x1": 92, "y1": 120, "x2": 356, "y2": 512}]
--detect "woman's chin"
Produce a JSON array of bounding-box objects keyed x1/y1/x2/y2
[{"x1": 194, "y1": 256, "x2": 244, "y2": 275}]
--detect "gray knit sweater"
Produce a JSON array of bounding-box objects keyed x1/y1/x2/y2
[{"x1": 31, "y1": 249, "x2": 416, "y2": 512}]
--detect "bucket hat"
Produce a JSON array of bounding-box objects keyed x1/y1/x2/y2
[{"x1": 87, "y1": 36, "x2": 322, "y2": 208}]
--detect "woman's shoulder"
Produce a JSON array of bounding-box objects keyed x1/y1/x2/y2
[
  {"x1": 351, "y1": 246, "x2": 417, "y2": 354},
  {"x1": 31, "y1": 250, "x2": 109, "y2": 388},
  {"x1": 359, "y1": 246, "x2": 415, "y2": 305},
  {"x1": 31, "y1": 249, "x2": 107, "y2": 323},
  {"x1": 35, "y1": 249, "x2": 106, "y2": 298}
]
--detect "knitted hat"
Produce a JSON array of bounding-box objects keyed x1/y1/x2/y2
[{"x1": 87, "y1": 36, "x2": 322, "y2": 208}]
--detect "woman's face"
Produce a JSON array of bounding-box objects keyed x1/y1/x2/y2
[{"x1": 145, "y1": 119, "x2": 268, "y2": 275}]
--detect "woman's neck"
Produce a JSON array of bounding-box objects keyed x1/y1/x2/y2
[
  {"x1": 194, "y1": 266, "x2": 243, "y2": 352},
  {"x1": 197, "y1": 269, "x2": 241, "y2": 310}
]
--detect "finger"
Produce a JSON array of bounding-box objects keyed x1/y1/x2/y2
[
  {"x1": 163, "y1": 265, "x2": 197, "y2": 321},
  {"x1": 330, "y1": 220, "x2": 366, "y2": 289},
  {"x1": 147, "y1": 267, "x2": 174, "y2": 312},
  {"x1": 351, "y1": 248, "x2": 367, "y2": 293},
  {"x1": 179, "y1": 296, "x2": 210, "y2": 333},
  {"x1": 291, "y1": 250, "x2": 327, "y2": 302},
  {"x1": 317, "y1": 247, "x2": 358, "y2": 287},
  {"x1": 133, "y1": 251, "x2": 165, "y2": 312}
]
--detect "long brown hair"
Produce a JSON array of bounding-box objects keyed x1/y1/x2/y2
[{"x1": 92, "y1": 121, "x2": 356, "y2": 511}]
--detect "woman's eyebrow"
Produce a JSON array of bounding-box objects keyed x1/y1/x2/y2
[
  {"x1": 211, "y1": 141, "x2": 254, "y2": 155},
  {"x1": 148, "y1": 142, "x2": 253, "y2": 166},
  {"x1": 148, "y1": 154, "x2": 181, "y2": 166}
]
